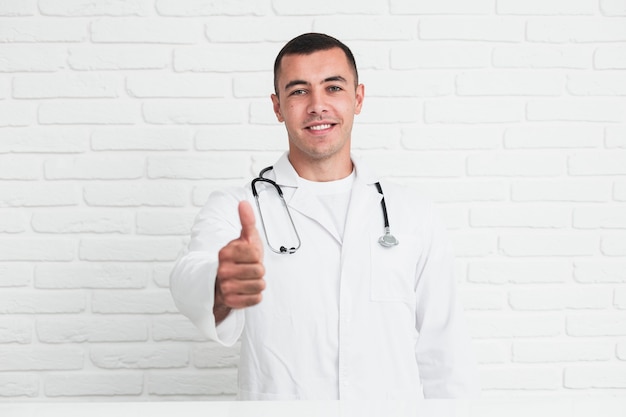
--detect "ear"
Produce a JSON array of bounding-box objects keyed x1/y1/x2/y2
[
  {"x1": 271, "y1": 94, "x2": 284, "y2": 122},
  {"x1": 354, "y1": 84, "x2": 365, "y2": 115}
]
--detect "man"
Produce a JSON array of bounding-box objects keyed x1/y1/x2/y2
[{"x1": 170, "y1": 33, "x2": 479, "y2": 400}]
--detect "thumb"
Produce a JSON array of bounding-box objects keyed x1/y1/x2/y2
[{"x1": 238, "y1": 200, "x2": 259, "y2": 243}]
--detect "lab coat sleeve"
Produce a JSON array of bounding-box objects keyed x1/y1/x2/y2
[
  {"x1": 169, "y1": 188, "x2": 247, "y2": 346},
  {"x1": 413, "y1": 203, "x2": 480, "y2": 398}
]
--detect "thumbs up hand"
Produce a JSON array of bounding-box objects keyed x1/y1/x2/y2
[{"x1": 214, "y1": 201, "x2": 266, "y2": 322}]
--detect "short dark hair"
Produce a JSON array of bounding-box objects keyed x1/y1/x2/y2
[{"x1": 273, "y1": 33, "x2": 359, "y2": 95}]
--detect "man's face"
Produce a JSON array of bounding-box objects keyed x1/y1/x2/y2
[{"x1": 271, "y1": 48, "x2": 364, "y2": 169}]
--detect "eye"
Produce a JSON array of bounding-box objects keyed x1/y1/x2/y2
[
  {"x1": 289, "y1": 89, "x2": 307, "y2": 96},
  {"x1": 328, "y1": 86, "x2": 343, "y2": 92}
]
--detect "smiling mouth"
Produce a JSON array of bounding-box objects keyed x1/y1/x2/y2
[{"x1": 307, "y1": 123, "x2": 334, "y2": 131}]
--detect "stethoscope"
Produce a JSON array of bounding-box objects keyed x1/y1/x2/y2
[{"x1": 251, "y1": 166, "x2": 399, "y2": 254}]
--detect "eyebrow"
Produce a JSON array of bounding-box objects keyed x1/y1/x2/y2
[{"x1": 283, "y1": 75, "x2": 348, "y2": 92}]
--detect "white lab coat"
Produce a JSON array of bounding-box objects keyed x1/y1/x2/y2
[{"x1": 170, "y1": 152, "x2": 480, "y2": 400}]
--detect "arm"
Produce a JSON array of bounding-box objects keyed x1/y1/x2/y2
[{"x1": 414, "y1": 205, "x2": 480, "y2": 398}]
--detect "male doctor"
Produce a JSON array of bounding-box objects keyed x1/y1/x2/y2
[{"x1": 170, "y1": 33, "x2": 479, "y2": 400}]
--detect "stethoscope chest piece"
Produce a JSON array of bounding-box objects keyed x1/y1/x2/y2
[{"x1": 379, "y1": 228, "x2": 399, "y2": 248}]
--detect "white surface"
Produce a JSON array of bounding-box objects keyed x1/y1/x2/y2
[{"x1": 1, "y1": 399, "x2": 626, "y2": 417}]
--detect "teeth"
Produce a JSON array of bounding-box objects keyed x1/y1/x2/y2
[{"x1": 309, "y1": 124, "x2": 332, "y2": 131}]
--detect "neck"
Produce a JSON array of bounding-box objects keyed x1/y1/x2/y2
[{"x1": 288, "y1": 154, "x2": 353, "y2": 182}]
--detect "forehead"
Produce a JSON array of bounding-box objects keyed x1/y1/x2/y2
[{"x1": 276, "y1": 48, "x2": 355, "y2": 87}]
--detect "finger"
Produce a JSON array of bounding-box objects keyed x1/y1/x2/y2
[{"x1": 238, "y1": 200, "x2": 259, "y2": 243}]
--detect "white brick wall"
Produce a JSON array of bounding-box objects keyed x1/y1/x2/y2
[{"x1": 0, "y1": 0, "x2": 624, "y2": 401}]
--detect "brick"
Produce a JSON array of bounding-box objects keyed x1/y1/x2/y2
[
  {"x1": 32, "y1": 211, "x2": 134, "y2": 233},
  {"x1": 68, "y1": 46, "x2": 170, "y2": 71},
  {"x1": 566, "y1": 313, "x2": 626, "y2": 336},
  {"x1": 574, "y1": 261, "x2": 626, "y2": 283},
  {"x1": 466, "y1": 312, "x2": 564, "y2": 338},
  {"x1": 363, "y1": 71, "x2": 454, "y2": 97},
  {"x1": 0, "y1": 347, "x2": 83, "y2": 371},
  {"x1": 473, "y1": 341, "x2": 510, "y2": 364},
  {"x1": 0, "y1": 239, "x2": 75, "y2": 261},
  {"x1": 91, "y1": 345, "x2": 188, "y2": 369},
  {"x1": 425, "y1": 99, "x2": 523, "y2": 124},
  {"x1": 0, "y1": 290, "x2": 84, "y2": 313},
  {"x1": 615, "y1": 288, "x2": 626, "y2": 308},
  {"x1": 206, "y1": 18, "x2": 309, "y2": 42},
  {"x1": 0, "y1": 127, "x2": 89, "y2": 153},
  {"x1": 392, "y1": 44, "x2": 492, "y2": 69},
  {"x1": 313, "y1": 17, "x2": 415, "y2": 40},
  {"x1": 619, "y1": 341, "x2": 626, "y2": 360},
  {"x1": 617, "y1": 182, "x2": 626, "y2": 201},
  {"x1": 142, "y1": 100, "x2": 244, "y2": 125},
  {"x1": 37, "y1": 318, "x2": 148, "y2": 343},
  {"x1": 0, "y1": 156, "x2": 40, "y2": 179},
  {"x1": 79, "y1": 238, "x2": 183, "y2": 262},
  {"x1": 0, "y1": 183, "x2": 78, "y2": 207},
  {"x1": 449, "y1": 231, "x2": 497, "y2": 257},
  {"x1": 468, "y1": 260, "x2": 571, "y2": 284},
  {"x1": 156, "y1": 0, "x2": 269, "y2": 16},
  {"x1": 13, "y1": 73, "x2": 120, "y2": 98},
  {"x1": 0, "y1": 102, "x2": 34, "y2": 126},
  {"x1": 567, "y1": 72, "x2": 626, "y2": 96},
  {"x1": 390, "y1": 0, "x2": 493, "y2": 14},
  {"x1": 508, "y1": 287, "x2": 613, "y2": 310},
  {"x1": 92, "y1": 290, "x2": 179, "y2": 314},
  {"x1": 45, "y1": 374, "x2": 143, "y2": 396},
  {"x1": 0, "y1": 18, "x2": 87, "y2": 42},
  {"x1": 499, "y1": 233, "x2": 598, "y2": 256},
  {"x1": 39, "y1": 0, "x2": 152, "y2": 16},
  {"x1": 249, "y1": 100, "x2": 284, "y2": 125},
  {"x1": 527, "y1": 99, "x2": 626, "y2": 122},
  {"x1": 467, "y1": 152, "x2": 565, "y2": 177},
  {"x1": 513, "y1": 340, "x2": 613, "y2": 362},
  {"x1": 602, "y1": 0, "x2": 626, "y2": 15},
  {"x1": 193, "y1": 343, "x2": 240, "y2": 368},
  {"x1": 606, "y1": 127, "x2": 626, "y2": 148},
  {"x1": 136, "y1": 211, "x2": 196, "y2": 235},
  {"x1": 406, "y1": 180, "x2": 509, "y2": 203},
  {"x1": 595, "y1": 46, "x2": 626, "y2": 69},
  {"x1": 195, "y1": 127, "x2": 285, "y2": 151},
  {"x1": 504, "y1": 125, "x2": 603, "y2": 148},
  {"x1": 126, "y1": 74, "x2": 228, "y2": 98},
  {"x1": 602, "y1": 235, "x2": 626, "y2": 256},
  {"x1": 152, "y1": 317, "x2": 207, "y2": 342},
  {"x1": 470, "y1": 205, "x2": 570, "y2": 228},
  {"x1": 527, "y1": 18, "x2": 626, "y2": 42},
  {"x1": 147, "y1": 371, "x2": 237, "y2": 396},
  {"x1": 0, "y1": 0, "x2": 36, "y2": 16},
  {"x1": 492, "y1": 45, "x2": 592, "y2": 69},
  {"x1": 44, "y1": 156, "x2": 144, "y2": 180},
  {"x1": 233, "y1": 72, "x2": 274, "y2": 98},
  {"x1": 83, "y1": 183, "x2": 187, "y2": 207},
  {"x1": 0, "y1": 264, "x2": 32, "y2": 287},
  {"x1": 512, "y1": 179, "x2": 611, "y2": 202},
  {"x1": 0, "y1": 318, "x2": 32, "y2": 344},
  {"x1": 569, "y1": 151, "x2": 626, "y2": 175},
  {"x1": 147, "y1": 155, "x2": 249, "y2": 180},
  {"x1": 402, "y1": 126, "x2": 501, "y2": 150},
  {"x1": 91, "y1": 127, "x2": 192, "y2": 151},
  {"x1": 458, "y1": 288, "x2": 505, "y2": 310},
  {"x1": 360, "y1": 151, "x2": 465, "y2": 177},
  {"x1": 36, "y1": 264, "x2": 148, "y2": 289},
  {"x1": 0, "y1": 45, "x2": 66, "y2": 72},
  {"x1": 360, "y1": 99, "x2": 422, "y2": 123},
  {"x1": 174, "y1": 45, "x2": 276, "y2": 72},
  {"x1": 574, "y1": 207, "x2": 626, "y2": 229},
  {"x1": 565, "y1": 365, "x2": 626, "y2": 388},
  {"x1": 420, "y1": 17, "x2": 524, "y2": 42},
  {"x1": 91, "y1": 18, "x2": 201, "y2": 44},
  {"x1": 498, "y1": 0, "x2": 597, "y2": 15},
  {"x1": 457, "y1": 71, "x2": 563, "y2": 96},
  {"x1": 0, "y1": 210, "x2": 27, "y2": 233},
  {"x1": 0, "y1": 374, "x2": 38, "y2": 397},
  {"x1": 479, "y1": 366, "x2": 562, "y2": 390},
  {"x1": 273, "y1": 0, "x2": 386, "y2": 15},
  {"x1": 39, "y1": 101, "x2": 139, "y2": 125}
]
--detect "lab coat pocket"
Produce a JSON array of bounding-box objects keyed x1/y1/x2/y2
[{"x1": 369, "y1": 233, "x2": 418, "y2": 303}]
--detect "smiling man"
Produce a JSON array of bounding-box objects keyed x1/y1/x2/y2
[{"x1": 170, "y1": 33, "x2": 479, "y2": 400}]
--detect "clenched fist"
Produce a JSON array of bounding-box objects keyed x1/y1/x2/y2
[{"x1": 214, "y1": 201, "x2": 266, "y2": 324}]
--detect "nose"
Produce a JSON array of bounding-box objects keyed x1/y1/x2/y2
[{"x1": 306, "y1": 89, "x2": 328, "y2": 116}]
